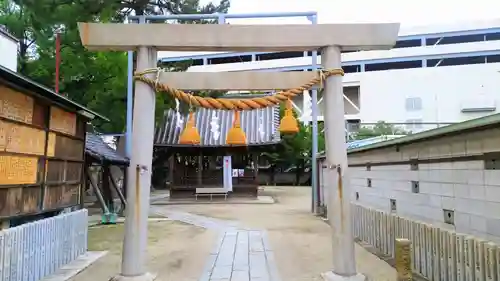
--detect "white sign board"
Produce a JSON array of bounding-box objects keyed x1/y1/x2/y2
[{"x1": 223, "y1": 156, "x2": 233, "y2": 192}]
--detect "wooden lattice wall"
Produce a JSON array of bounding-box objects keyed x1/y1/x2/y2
[{"x1": 0, "y1": 85, "x2": 86, "y2": 218}]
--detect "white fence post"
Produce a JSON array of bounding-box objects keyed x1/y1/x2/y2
[
  {"x1": 432, "y1": 227, "x2": 441, "y2": 280},
  {"x1": 456, "y1": 234, "x2": 465, "y2": 281},
  {"x1": 474, "y1": 240, "x2": 486, "y2": 281},
  {"x1": 350, "y1": 205, "x2": 500, "y2": 281},
  {"x1": 485, "y1": 242, "x2": 497, "y2": 281},
  {"x1": 439, "y1": 230, "x2": 449, "y2": 281},
  {"x1": 0, "y1": 209, "x2": 88, "y2": 281},
  {"x1": 464, "y1": 236, "x2": 475, "y2": 281}
]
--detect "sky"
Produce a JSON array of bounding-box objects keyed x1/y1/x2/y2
[
  {"x1": 211, "y1": 0, "x2": 500, "y2": 27},
  {"x1": 159, "y1": 0, "x2": 500, "y2": 58}
]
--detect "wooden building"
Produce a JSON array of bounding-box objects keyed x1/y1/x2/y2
[
  {"x1": 85, "y1": 132, "x2": 128, "y2": 215},
  {"x1": 0, "y1": 64, "x2": 106, "y2": 225},
  {"x1": 154, "y1": 97, "x2": 281, "y2": 198}
]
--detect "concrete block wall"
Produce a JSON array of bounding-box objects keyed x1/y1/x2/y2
[{"x1": 346, "y1": 126, "x2": 500, "y2": 244}]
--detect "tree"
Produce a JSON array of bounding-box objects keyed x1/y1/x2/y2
[
  {"x1": 261, "y1": 104, "x2": 326, "y2": 185},
  {"x1": 354, "y1": 121, "x2": 408, "y2": 140},
  {"x1": 0, "y1": 0, "x2": 231, "y2": 133}
]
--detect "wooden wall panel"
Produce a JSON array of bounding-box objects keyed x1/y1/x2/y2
[
  {"x1": 0, "y1": 86, "x2": 34, "y2": 123},
  {"x1": 0, "y1": 156, "x2": 38, "y2": 185},
  {"x1": 0, "y1": 84, "x2": 86, "y2": 217},
  {"x1": 0, "y1": 187, "x2": 22, "y2": 216},
  {"x1": 63, "y1": 184, "x2": 80, "y2": 206},
  {"x1": 32, "y1": 102, "x2": 47, "y2": 128},
  {"x1": 75, "y1": 119, "x2": 85, "y2": 139},
  {"x1": 54, "y1": 135, "x2": 83, "y2": 160},
  {"x1": 43, "y1": 184, "x2": 80, "y2": 210},
  {"x1": 36, "y1": 158, "x2": 45, "y2": 183},
  {"x1": 43, "y1": 185, "x2": 62, "y2": 210},
  {"x1": 66, "y1": 162, "x2": 82, "y2": 181},
  {"x1": 46, "y1": 160, "x2": 65, "y2": 183},
  {"x1": 50, "y1": 106, "x2": 76, "y2": 135},
  {"x1": 4, "y1": 122, "x2": 46, "y2": 155},
  {"x1": 0, "y1": 120, "x2": 6, "y2": 150},
  {"x1": 21, "y1": 186, "x2": 40, "y2": 214},
  {"x1": 0, "y1": 186, "x2": 38, "y2": 217},
  {"x1": 47, "y1": 132, "x2": 56, "y2": 157}
]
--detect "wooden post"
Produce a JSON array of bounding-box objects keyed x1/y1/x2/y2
[
  {"x1": 102, "y1": 165, "x2": 114, "y2": 212},
  {"x1": 168, "y1": 154, "x2": 174, "y2": 188},
  {"x1": 252, "y1": 153, "x2": 258, "y2": 182},
  {"x1": 109, "y1": 170, "x2": 127, "y2": 208},
  {"x1": 122, "y1": 166, "x2": 127, "y2": 201},
  {"x1": 86, "y1": 169, "x2": 109, "y2": 214},
  {"x1": 395, "y1": 238, "x2": 412, "y2": 281},
  {"x1": 197, "y1": 153, "x2": 203, "y2": 187}
]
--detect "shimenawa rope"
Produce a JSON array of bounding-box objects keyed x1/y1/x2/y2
[{"x1": 133, "y1": 68, "x2": 344, "y2": 111}]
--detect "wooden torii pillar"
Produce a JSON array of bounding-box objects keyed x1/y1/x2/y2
[{"x1": 78, "y1": 22, "x2": 400, "y2": 281}]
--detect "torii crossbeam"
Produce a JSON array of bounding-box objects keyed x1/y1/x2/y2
[{"x1": 79, "y1": 20, "x2": 400, "y2": 281}]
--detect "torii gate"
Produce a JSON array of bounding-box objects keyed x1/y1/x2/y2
[{"x1": 78, "y1": 21, "x2": 399, "y2": 281}]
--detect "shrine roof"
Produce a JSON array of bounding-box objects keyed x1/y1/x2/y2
[
  {"x1": 85, "y1": 133, "x2": 129, "y2": 165},
  {"x1": 155, "y1": 95, "x2": 281, "y2": 147}
]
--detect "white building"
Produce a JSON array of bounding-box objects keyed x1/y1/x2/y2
[
  {"x1": 158, "y1": 19, "x2": 500, "y2": 132},
  {"x1": 0, "y1": 25, "x2": 18, "y2": 71}
]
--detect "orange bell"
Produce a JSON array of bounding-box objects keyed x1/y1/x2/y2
[
  {"x1": 226, "y1": 111, "x2": 247, "y2": 145},
  {"x1": 280, "y1": 99, "x2": 299, "y2": 134},
  {"x1": 179, "y1": 112, "x2": 201, "y2": 145}
]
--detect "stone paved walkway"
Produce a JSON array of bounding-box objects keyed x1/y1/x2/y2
[{"x1": 150, "y1": 207, "x2": 281, "y2": 281}]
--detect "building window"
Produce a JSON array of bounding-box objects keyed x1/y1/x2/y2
[
  {"x1": 405, "y1": 119, "x2": 423, "y2": 130},
  {"x1": 405, "y1": 97, "x2": 422, "y2": 111},
  {"x1": 426, "y1": 34, "x2": 484, "y2": 46},
  {"x1": 427, "y1": 55, "x2": 485, "y2": 67},
  {"x1": 365, "y1": 60, "x2": 422, "y2": 72},
  {"x1": 394, "y1": 39, "x2": 421, "y2": 48}
]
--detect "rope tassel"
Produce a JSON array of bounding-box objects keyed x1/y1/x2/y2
[
  {"x1": 280, "y1": 99, "x2": 299, "y2": 134},
  {"x1": 179, "y1": 112, "x2": 201, "y2": 145},
  {"x1": 226, "y1": 111, "x2": 247, "y2": 145}
]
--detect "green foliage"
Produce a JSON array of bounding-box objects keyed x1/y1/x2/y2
[
  {"x1": 261, "y1": 104, "x2": 326, "y2": 185},
  {"x1": 0, "y1": 0, "x2": 230, "y2": 133},
  {"x1": 0, "y1": 0, "x2": 329, "y2": 184},
  {"x1": 354, "y1": 121, "x2": 409, "y2": 140}
]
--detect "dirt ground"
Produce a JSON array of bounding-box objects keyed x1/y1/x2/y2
[
  {"x1": 71, "y1": 221, "x2": 216, "y2": 281},
  {"x1": 166, "y1": 186, "x2": 398, "y2": 281}
]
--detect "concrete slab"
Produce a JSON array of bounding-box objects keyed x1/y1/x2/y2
[
  {"x1": 78, "y1": 23, "x2": 400, "y2": 52},
  {"x1": 40, "y1": 251, "x2": 108, "y2": 281},
  {"x1": 151, "y1": 196, "x2": 275, "y2": 205}
]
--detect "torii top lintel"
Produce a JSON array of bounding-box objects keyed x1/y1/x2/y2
[{"x1": 77, "y1": 22, "x2": 400, "y2": 52}]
